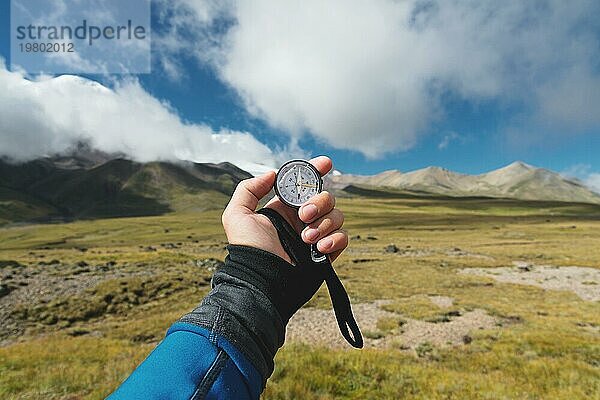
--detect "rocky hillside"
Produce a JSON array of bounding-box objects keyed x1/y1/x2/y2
[{"x1": 0, "y1": 151, "x2": 251, "y2": 224}]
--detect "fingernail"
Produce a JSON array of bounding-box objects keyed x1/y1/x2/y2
[
  {"x1": 318, "y1": 237, "x2": 333, "y2": 251},
  {"x1": 300, "y1": 204, "x2": 318, "y2": 220},
  {"x1": 303, "y1": 228, "x2": 319, "y2": 242}
]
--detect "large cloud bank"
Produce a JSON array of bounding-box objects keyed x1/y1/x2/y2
[
  {"x1": 0, "y1": 61, "x2": 277, "y2": 170},
  {"x1": 159, "y1": 0, "x2": 600, "y2": 158}
]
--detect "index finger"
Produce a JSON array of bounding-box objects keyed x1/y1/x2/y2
[{"x1": 309, "y1": 156, "x2": 333, "y2": 177}]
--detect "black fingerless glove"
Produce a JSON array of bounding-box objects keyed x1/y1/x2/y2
[{"x1": 177, "y1": 208, "x2": 361, "y2": 388}]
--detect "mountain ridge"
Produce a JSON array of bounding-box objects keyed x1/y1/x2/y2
[
  {"x1": 329, "y1": 162, "x2": 600, "y2": 204},
  {"x1": 0, "y1": 154, "x2": 252, "y2": 224},
  {"x1": 2, "y1": 151, "x2": 599, "y2": 225}
]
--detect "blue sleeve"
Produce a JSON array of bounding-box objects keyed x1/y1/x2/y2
[
  {"x1": 107, "y1": 242, "x2": 311, "y2": 399},
  {"x1": 107, "y1": 324, "x2": 262, "y2": 400}
]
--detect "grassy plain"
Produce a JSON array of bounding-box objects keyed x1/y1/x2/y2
[{"x1": 0, "y1": 194, "x2": 599, "y2": 399}]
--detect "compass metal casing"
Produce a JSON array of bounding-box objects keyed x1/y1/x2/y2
[{"x1": 274, "y1": 159, "x2": 323, "y2": 208}]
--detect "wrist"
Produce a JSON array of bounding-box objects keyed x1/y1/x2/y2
[{"x1": 176, "y1": 243, "x2": 325, "y2": 386}]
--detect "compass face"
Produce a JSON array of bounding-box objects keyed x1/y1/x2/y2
[{"x1": 275, "y1": 160, "x2": 323, "y2": 208}]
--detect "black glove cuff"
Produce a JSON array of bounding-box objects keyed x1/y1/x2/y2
[
  {"x1": 178, "y1": 242, "x2": 325, "y2": 386},
  {"x1": 220, "y1": 244, "x2": 326, "y2": 322}
]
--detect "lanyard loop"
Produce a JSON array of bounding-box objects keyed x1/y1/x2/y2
[{"x1": 257, "y1": 208, "x2": 363, "y2": 348}]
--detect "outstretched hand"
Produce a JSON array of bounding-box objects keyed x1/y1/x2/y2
[{"x1": 221, "y1": 156, "x2": 348, "y2": 263}]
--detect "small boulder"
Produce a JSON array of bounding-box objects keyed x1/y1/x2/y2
[
  {"x1": 0, "y1": 283, "x2": 13, "y2": 298},
  {"x1": 385, "y1": 244, "x2": 399, "y2": 253},
  {"x1": 0, "y1": 260, "x2": 24, "y2": 269},
  {"x1": 515, "y1": 262, "x2": 533, "y2": 272}
]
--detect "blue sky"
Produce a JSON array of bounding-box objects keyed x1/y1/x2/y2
[{"x1": 1, "y1": 0, "x2": 599, "y2": 179}]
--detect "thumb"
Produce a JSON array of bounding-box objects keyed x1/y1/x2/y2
[{"x1": 225, "y1": 171, "x2": 276, "y2": 214}]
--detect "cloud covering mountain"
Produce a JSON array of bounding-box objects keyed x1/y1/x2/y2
[{"x1": 0, "y1": 60, "x2": 278, "y2": 168}]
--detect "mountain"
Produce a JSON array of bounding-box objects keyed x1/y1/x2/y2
[
  {"x1": 329, "y1": 162, "x2": 600, "y2": 204},
  {"x1": 3, "y1": 151, "x2": 599, "y2": 226},
  {"x1": 0, "y1": 154, "x2": 251, "y2": 224}
]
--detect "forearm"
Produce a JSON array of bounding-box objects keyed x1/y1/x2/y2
[{"x1": 109, "y1": 244, "x2": 313, "y2": 399}]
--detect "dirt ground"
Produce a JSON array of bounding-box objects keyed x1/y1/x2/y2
[
  {"x1": 286, "y1": 298, "x2": 499, "y2": 351},
  {"x1": 286, "y1": 260, "x2": 600, "y2": 351},
  {"x1": 461, "y1": 262, "x2": 600, "y2": 302}
]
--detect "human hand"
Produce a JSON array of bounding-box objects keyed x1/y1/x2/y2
[{"x1": 221, "y1": 156, "x2": 348, "y2": 263}]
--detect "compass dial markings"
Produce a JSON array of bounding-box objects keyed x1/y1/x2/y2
[{"x1": 275, "y1": 160, "x2": 322, "y2": 208}]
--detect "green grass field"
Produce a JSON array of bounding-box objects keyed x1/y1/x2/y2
[{"x1": 0, "y1": 195, "x2": 599, "y2": 399}]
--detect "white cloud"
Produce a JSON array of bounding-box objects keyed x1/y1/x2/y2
[
  {"x1": 438, "y1": 132, "x2": 463, "y2": 150},
  {"x1": 561, "y1": 164, "x2": 600, "y2": 194},
  {"x1": 157, "y1": 0, "x2": 600, "y2": 158},
  {"x1": 586, "y1": 174, "x2": 600, "y2": 194},
  {"x1": 0, "y1": 60, "x2": 278, "y2": 169}
]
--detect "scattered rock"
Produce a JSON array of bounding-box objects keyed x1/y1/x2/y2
[
  {"x1": 76, "y1": 261, "x2": 89, "y2": 268},
  {"x1": 286, "y1": 300, "x2": 498, "y2": 350},
  {"x1": 385, "y1": 244, "x2": 399, "y2": 253},
  {"x1": 193, "y1": 258, "x2": 224, "y2": 271},
  {"x1": 366, "y1": 236, "x2": 378, "y2": 240},
  {"x1": 0, "y1": 260, "x2": 24, "y2": 269},
  {"x1": 502, "y1": 315, "x2": 524, "y2": 324},
  {"x1": 461, "y1": 264, "x2": 600, "y2": 301},
  {"x1": 72, "y1": 268, "x2": 90, "y2": 275},
  {"x1": 0, "y1": 283, "x2": 14, "y2": 297},
  {"x1": 39, "y1": 259, "x2": 61, "y2": 266},
  {"x1": 514, "y1": 261, "x2": 533, "y2": 271},
  {"x1": 144, "y1": 246, "x2": 157, "y2": 252},
  {"x1": 352, "y1": 258, "x2": 380, "y2": 264},
  {"x1": 67, "y1": 328, "x2": 90, "y2": 337}
]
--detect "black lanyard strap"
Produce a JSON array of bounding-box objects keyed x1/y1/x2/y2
[{"x1": 257, "y1": 208, "x2": 363, "y2": 348}]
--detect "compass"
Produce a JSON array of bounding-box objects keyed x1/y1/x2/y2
[
  {"x1": 274, "y1": 159, "x2": 323, "y2": 208},
  {"x1": 274, "y1": 159, "x2": 326, "y2": 262}
]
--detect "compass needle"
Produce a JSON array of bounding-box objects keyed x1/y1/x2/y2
[{"x1": 275, "y1": 160, "x2": 323, "y2": 209}]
